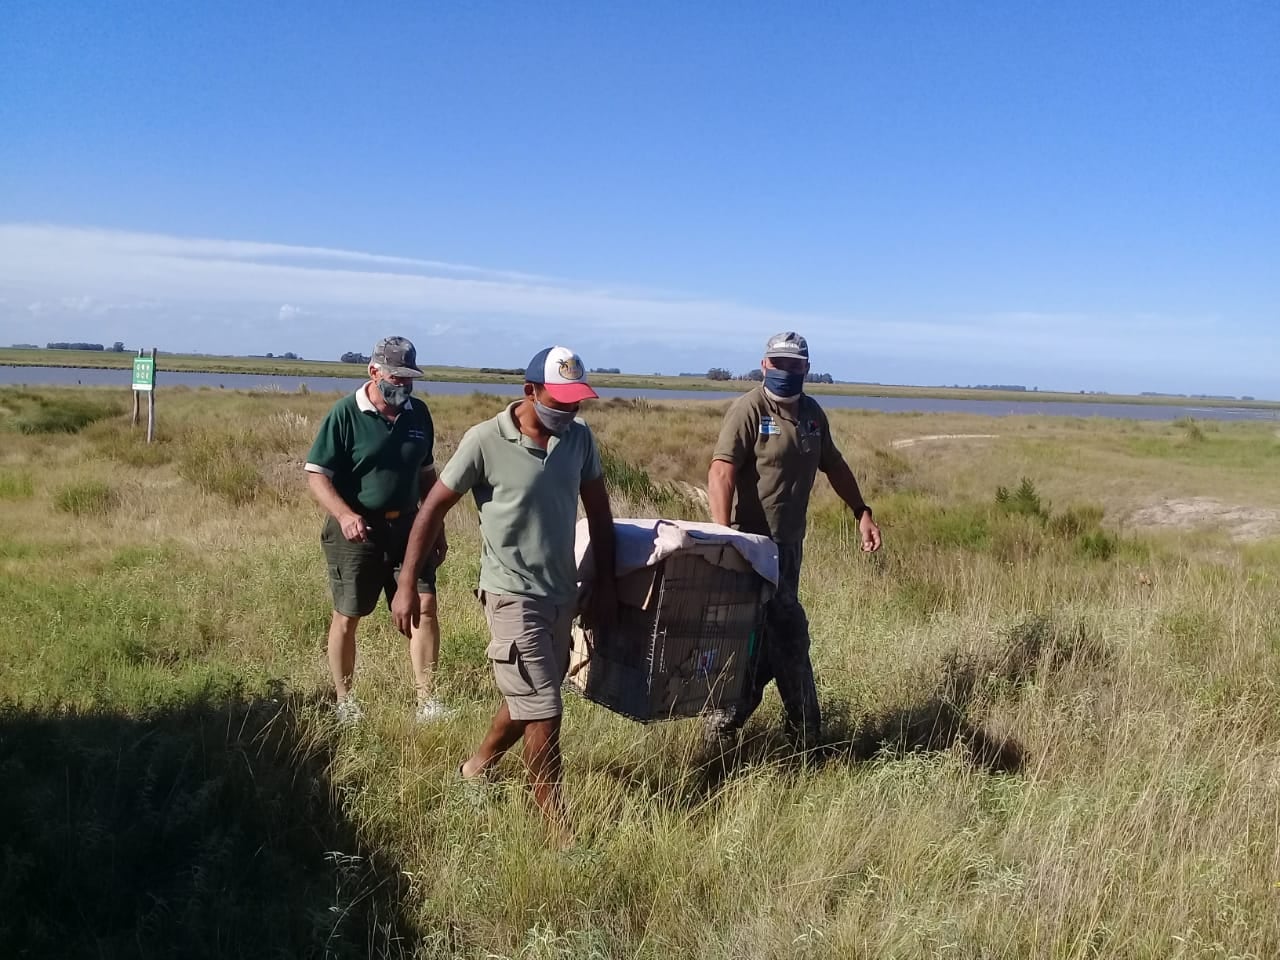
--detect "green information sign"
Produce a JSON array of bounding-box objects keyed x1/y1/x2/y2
[{"x1": 132, "y1": 356, "x2": 156, "y2": 392}]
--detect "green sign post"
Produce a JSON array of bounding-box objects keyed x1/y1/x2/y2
[
  {"x1": 132, "y1": 355, "x2": 155, "y2": 392},
  {"x1": 130, "y1": 348, "x2": 158, "y2": 442}
]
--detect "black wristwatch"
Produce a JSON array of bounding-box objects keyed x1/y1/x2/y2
[{"x1": 853, "y1": 504, "x2": 872, "y2": 521}]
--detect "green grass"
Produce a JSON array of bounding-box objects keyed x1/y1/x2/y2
[
  {"x1": 0, "y1": 469, "x2": 34, "y2": 500},
  {"x1": 52, "y1": 479, "x2": 117, "y2": 516},
  {"x1": 1, "y1": 386, "x2": 1279, "y2": 958}
]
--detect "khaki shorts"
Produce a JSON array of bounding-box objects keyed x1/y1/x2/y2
[{"x1": 481, "y1": 592, "x2": 575, "y2": 721}]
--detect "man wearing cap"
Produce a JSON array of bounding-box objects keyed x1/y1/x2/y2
[
  {"x1": 706, "y1": 331, "x2": 882, "y2": 749},
  {"x1": 305, "y1": 336, "x2": 450, "y2": 725},
  {"x1": 392, "y1": 345, "x2": 616, "y2": 839}
]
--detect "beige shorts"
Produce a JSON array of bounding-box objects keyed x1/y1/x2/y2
[{"x1": 481, "y1": 592, "x2": 575, "y2": 721}]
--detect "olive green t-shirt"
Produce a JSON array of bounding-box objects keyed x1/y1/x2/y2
[
  {"x1": 440, "y1": 402, "x2": 603, "y2": 603},
  {"x1": 711, "y1": 387, "x2": 844, "y2": 543},
  {"x1": 304, "y1": 386, "x2": 435, "y2": 514}
]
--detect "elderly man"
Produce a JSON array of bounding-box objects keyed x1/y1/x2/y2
[
  {"x1": 707, "y1": 331, "x2": 882, "y2": 749},
  {"x1": 304, "y1": 336, "x2": 449, "y2": 725},
  {"x1": 393, "y1": 345, "x2": 616, "y2": 841}
]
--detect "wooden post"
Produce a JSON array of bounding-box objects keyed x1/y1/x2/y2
[
  {"x1": 131, "y1": 347, "x2": 143, "y2": 427},
  {"x1": 146, "y1": 347, "x2": 156, "y2": 443}
]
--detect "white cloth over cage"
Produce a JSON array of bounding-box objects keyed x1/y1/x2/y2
[{"x1": 574, "y1": 518, "x2": 778, "y2": 586}]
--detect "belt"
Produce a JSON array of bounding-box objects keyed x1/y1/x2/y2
[{"x1": 362, "y1": 509, "x2": 403, "y2": 521}]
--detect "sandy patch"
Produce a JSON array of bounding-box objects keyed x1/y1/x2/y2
[
  {"x1": 1127, "y1": 497, "x2": 1280, "y2": 542},
  {"x1": 891, "y1": 434, "x2": 999, "y2": 449}
]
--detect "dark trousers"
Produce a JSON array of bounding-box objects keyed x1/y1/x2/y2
[{"x1": 711, "y1": 540, "x2": 821, "y2": 747}]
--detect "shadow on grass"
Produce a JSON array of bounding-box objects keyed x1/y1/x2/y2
[
  {"x1": 601, "y1": 615, "x2": 1112, "y2": 810},
  {"x1": 0, "y1": 689, "x2": 416, "y2": 959}
]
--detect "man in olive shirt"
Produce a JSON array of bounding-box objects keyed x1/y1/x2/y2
[
  {"x1": 305, "y1": 336, "x2": 449, "y2": 725},
  {"x1": 707, "y1": 331, "x2": 882, "y2": 749},
  {"x1": 393, "y1": 345, "x2": 616, "y2": 841}
]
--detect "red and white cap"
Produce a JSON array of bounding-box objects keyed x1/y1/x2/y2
[{"x1": 524, "y1": 346, "x2": 599, "y2": 403}]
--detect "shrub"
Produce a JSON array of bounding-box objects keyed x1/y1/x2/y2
[
  {"x1": 1049, "y1": 504, "x2": 1105, "y2": 539},
  {"x1": 13, "y1": 395, "x2": 121, "y2": 435},
  {"x1": 53, "y1": 480, "x2": 117, "y2": 516},
  {"x1": 0, "y1": 470, "x2": 34, "y2": 500},
  {"x1": 995, "y1": 477, "x2": 1049, "y2": 522},
  {"x1": 178, "y1": 438, "x2": 262, "y2": 505}
]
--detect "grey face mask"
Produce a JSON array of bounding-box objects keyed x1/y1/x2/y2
[
  {"x1": 377, "y1": 380, "x2": 412, "y2": 407},
  {"x1": 534, "y1": 401, "x2": 577, "y2": 435}
]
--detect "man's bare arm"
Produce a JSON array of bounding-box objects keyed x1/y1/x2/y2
[
  {"x1": 580, "y1": 476, "x2": 618, "y2": 628},
  {"x1": 392, "y1": 481, "x2": 463, "y2": 636},
  {"x1": 825, "y1": 459, "x2": 882, "y2": 552},
  {"x1": 306, "y1": 471, "x2": 367, "y2": 542},
  {"x1": 708, "y1": 459, "x2": 736, "y2": 527}
]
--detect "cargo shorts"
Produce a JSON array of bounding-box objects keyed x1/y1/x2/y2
[
  {"x1": 480, "y1": 591, "x2": 575, "y2": 721},
  {"x1": 320, "y1": 513, "x2": 437, "y2": 618}
]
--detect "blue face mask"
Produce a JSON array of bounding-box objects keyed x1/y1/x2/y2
[
  {"x1": 377, "y1": 380, "x2": 413, "y2": 407},
  {"x1": 763, "y1": 368, "x2": 805, "y2": 399}
]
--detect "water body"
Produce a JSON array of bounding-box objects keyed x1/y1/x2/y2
[{"x1": 2, "y1": 365, "x2": 1276, "y2": 422}]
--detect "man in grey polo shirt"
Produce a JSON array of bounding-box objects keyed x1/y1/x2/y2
[{"x1": 393, "y1": 345, "x2": 616, "y2": 839}]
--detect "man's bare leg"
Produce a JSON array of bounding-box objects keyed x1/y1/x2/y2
[
  {"x1": 327, "y1": 611, "x2": 360, "y2": 699},
  {"x1": 461, "y1": 701, "x2": 525, "y2": 779},
  {"x1": 523, "y1": 717, "x2": 568, "y2": 839},
  {"x1": 409, "y1": 592, "x2": 441, "y2": 702}
]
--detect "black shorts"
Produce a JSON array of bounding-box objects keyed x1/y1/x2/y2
[{"x1": 320, "y1": 513, "x2": 437, "y2": 618}]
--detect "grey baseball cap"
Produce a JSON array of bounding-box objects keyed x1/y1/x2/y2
[
  {"x1": 371, "y1": 336, "x2": 424, "y2": 378},
  {"x1": 764, "y1": 331, "x2": 809, "y2": 361}
]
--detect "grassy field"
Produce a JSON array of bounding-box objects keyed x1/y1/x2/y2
[
  {"x1": 3, "y1": 347, "x2": 1278, "y2": 409},
  {"x1": 2, "y1": 384, "x2": 1278, "y2": 959}
]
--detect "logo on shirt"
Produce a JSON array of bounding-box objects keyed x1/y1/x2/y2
[
  {"x1": 759, "y1": 416, "x2": 781, "y2": 436},
  {"x1": 806, "y1": 419, "x2": 821, "y2": 435},
  {"x1": 407, "y1": 430, "x2": 426, "y2": 440}
]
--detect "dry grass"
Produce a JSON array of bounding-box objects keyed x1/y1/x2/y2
[{"x1": 1, "y1": 385, "x2": 1278, "y2": 958}]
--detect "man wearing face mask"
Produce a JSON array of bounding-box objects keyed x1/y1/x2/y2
[
  {"x1": 305, "y1": 336, "x2": 449, "y2": 726},
  {"x1": 391, "y1": 345, "x2": 616, "y2": 844},
  {"x1": 706, "y1": 331, "x2": 882, "y2": 750}
]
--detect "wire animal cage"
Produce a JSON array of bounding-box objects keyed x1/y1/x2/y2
[{"x1": 569, "y1": 537, "x2": 773, "y2": 722}]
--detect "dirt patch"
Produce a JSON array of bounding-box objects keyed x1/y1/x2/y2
[
  {"x1": 1128, "y1": 497, "x2": 1280, "y2": 542},
  {"x1": 890, "y1": 434, "x2": 999, "y2": 449}
]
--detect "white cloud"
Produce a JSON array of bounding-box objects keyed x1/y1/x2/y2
[{"x1": 0, "y1": 222, "x2": 1273, "y2": 396}]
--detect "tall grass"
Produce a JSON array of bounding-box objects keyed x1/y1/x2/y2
[{"x1": 1, "y1": 387, "x2": 1278, "y2": 957}]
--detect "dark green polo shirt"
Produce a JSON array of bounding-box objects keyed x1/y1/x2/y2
[
  {"x1": 305, "y1": 386, "x2": 435, "y2": 514},
  {"x1": 440, "y1": 401, "x2": 602, "y2": 603},
  {"x1": 712, "y1": 387, "x2": 844, "y2": 543}
]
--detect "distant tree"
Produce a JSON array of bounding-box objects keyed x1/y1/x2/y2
[
  {"x1": 47, "y1": 342, "x2": 104, "y2": 351},
  {"x1": 741, "y1": 369, "x2": 764, "y2": 381},
  {"x1": 590, "y1": 367, "x2": 621, "y2": 374},
  {"x1": 110, "y1": 341, "x2": 126, "y2": 352},
  {"x1": 265, "y1": 352, "x2": 274, "y2": 358},
  {"x1": 340, "y1": 351, "x2": 371, "y2": 365},
  {"x1": 282, "y1": 352, "x2": 299, "y2": 360},
  {"x1": 706, "y1": 367, "x2": 733, "y2": 381}
]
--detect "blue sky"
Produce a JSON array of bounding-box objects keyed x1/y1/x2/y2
[{"x1": 1, "y1": 1, "x2": 1277, "y2": 396}]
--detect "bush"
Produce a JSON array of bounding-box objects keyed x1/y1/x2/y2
[
  {"x1": 13, "y1": 395, "x2": 121, "y2": 435},
  {"x1": 1049, "y1": 504, "x2": 1105, "y2": 539},
  {"x1": 0, "y1": 470, "x2": 34, "y2": 500},
  {"x1": 178, "y1": 438, "x2": 263, "y2": 505},
  {"x1": 1076, "y1": 529, "x2": 1118, "y2": 561},
  {"x1": 995, "y1": 477, "x2": 1049, "y2": 522},
  {"x1": 54, "y1": 480, "x2": 117, "y2": 516}
]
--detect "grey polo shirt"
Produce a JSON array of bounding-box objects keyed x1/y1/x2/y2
[{"x1": 440, "y1": 401, "x2": 603, "y2": 603}]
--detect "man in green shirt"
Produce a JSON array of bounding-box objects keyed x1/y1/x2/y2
[
  {"x1": 305, "y1": 336, "x2": 449, "y2": 725},
  {"x1": 393, "y1": 345, "x2": 616, "y2": 841},
  {"x1": 707, "y1": 331, "x2": 882, "y2": 749}
]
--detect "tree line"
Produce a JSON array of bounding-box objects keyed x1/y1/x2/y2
[{"x1": 706, "y1": 367, "x2": 834, "y2": 384}]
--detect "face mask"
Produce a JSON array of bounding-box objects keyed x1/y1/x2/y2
[
  {"x1": 534, "y1": 400, "x2": 577, "y2": 435},
  {"x1": 377, "y1": 380, "x2": 413, "y2": 407},
  {"x1": 763, "y1": 368, "x2": 805, "y2": 400}
]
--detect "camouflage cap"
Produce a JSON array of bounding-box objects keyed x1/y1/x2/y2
[
  {"x1": 371, "y1": 336, "x2": 424, "y2": 378},
  {"x1": 763, "y1": 331, "x2": 809, "y2": 361}
]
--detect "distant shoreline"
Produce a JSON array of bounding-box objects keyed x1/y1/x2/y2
[{"x1": 1, "y1": 348, "x2": 1276, "y2": 410}]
